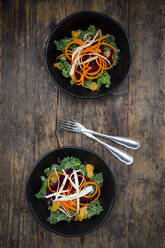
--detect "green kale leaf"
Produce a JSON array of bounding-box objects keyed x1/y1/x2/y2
[
  {"x1": 44, "y1": 167, "x2": 51, "y2": 177},
  {"x1": 79, "y1": 164, "x2": 87, "y2": 177},
  {"x1": 79, "y1": 25, "x2": 97, "y2": 40},
  {"x1": 103, "y1": 35, "x2": 116, "y2": 50},
  {"x1": 70, "y1": 79, "x2": 75, "y2": 86},
  {"x1": 87, "y1": 200, "x2": 103, "y2": 219},
  {"x1": 112, "y1": 48, "x2": 120, "y2": 66},
  {"x1": 96, "y1": 70, "x2": 111, "y2": 88},
  {"x1": 91, "y1": 172, "x2": 103, "y2": 187},
  {"x1": 35, "y1": 176, "x2": 47, "y2": 199},
  {"x1": 59, "y1": 55, "x2": 67, "y2": 62},
  {"x1": 83, "y1": 78, "x2": 92, "y2": 89},
  {"x1": 59, "y1": 62, "x2": 71, "y2": 78},
  {"x1": 44, "y1": 164, "x2": 62, "y2": 177},
  {"x1": 54, "y1": 37, "x2": 78, "y2": 51},
  {"x1": 61, "y1": 156, "x2": 81, "y2": 170},
  {"x1": 87, "y1": 25, "x2": 97, "y2": 35},
  {"x1": 51, "y1": 164, "x2": 62, "y2": 172},
  {"x1": 54, "y1": 38, "x2": 72, "y2": 51},
  {"x1": 47, "y1": 209, "x2": 70, "y2": 224}
]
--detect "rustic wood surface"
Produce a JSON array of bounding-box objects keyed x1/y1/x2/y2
[{"x1": 0, "y1": 0, "x2": 164, "y2": 247}]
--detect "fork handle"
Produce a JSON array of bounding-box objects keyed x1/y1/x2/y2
[
  {"x1": 84, "y1": 132, "x2": 133, "y2": 165},
  {"x1": 86, "y1": 130, "x2": 140, "y2": 150}
]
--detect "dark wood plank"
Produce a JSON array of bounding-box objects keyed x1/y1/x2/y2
[
  {"x1": 0, "y1": 1, "x2": 38, "y2": 248},
  {"x1": 33, "y1": 1, "x2": 60, "y2": 247},
  {"x1": 128, "y1": 1, "x2": 165, "y2": 247}
]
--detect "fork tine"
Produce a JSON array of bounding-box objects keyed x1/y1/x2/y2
[
  {"x1": 59, "y1": 118, "x2": 74, "y2": 124},
  {"x1": 58, "y1": 124, "x2": 75, "y2": 132},
  {"x1": 62, "y1": 115, "x2": 77, "y2": 124},
  {"x1": 61, "y1": 119, "x2": 75, "y2": 126},
  {"x1": 58, "y1": 120, "x2": 76, "y2": 128},
  {"x1": 59, "y1": 117, "x2": 73, "y2": 124},
  {"x1": 66, "y1": 116, "x2": 82, "y2": 126}
]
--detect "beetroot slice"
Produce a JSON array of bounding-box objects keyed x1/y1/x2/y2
[
  {"x1": 75, "y1": 71, "x2": 81, "y2": 79},
  {"x1": 108, "y1": 49, "x2": 114, "y2": 65},
  {"x1": 88, "y1": 64, "x2": 99, "y2": 73}
]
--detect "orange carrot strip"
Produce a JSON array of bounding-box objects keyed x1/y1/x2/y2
[
  {"x1": 60, "y1": 201, "x2": 77, "y2": 211},
  {"x1": 56, "y1": 51, "x2": 72, "y2": 60},
  {"x1": 47, "y1": 171, "x2": 65, "y2": 193},
  {"x1": 99, "y1": 42, "x2": 117, "y2": 69},
  {"x1": 83, "y1": 182, "x2": 99, "y2": 198}
]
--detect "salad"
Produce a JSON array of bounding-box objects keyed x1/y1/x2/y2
[
  {"x1": 35, "y1": 156, "x2": 103, "y2": 224},
  {"x1": 53, "y1": 25, "x2": 120, "y2": 91}
]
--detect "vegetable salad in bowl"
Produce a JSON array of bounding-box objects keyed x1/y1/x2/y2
[
  {"x1": 53, "y1": 25, "x2": 120, "y2": 91},
  {"x1": 35, "y1": 156, "x2": 103, "y2": 224}
]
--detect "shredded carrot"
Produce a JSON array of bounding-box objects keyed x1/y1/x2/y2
[
  {"x1": 47, "y1": 171, "x2": 65, "y2": 193},
  {"x1": 56, "y1": 51, "x2": 73, "y2": 60},
  {"x1": 47, "y1": 170, "x2": 101, "y2": 216},
  {"x1": 55, "y1": 29, "x2": 117, "y2": 87}
]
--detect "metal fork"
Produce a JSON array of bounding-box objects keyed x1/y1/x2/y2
[{"x1": 58, "y1": 117, "x2": 139, "y2": 165}]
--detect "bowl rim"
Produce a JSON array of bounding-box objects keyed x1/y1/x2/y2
[
  {"x1": 45, "y1": 10, "x2": 132, "y2": 99},
  {"x1": 26, "y1": 146, "x2": 116, "y2": 237}
]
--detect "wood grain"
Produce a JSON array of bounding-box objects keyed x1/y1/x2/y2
[
  {"x1": 0, "y1": 0, "x2": 164, "y2": 248},
  {"x1": 128, "y1": 1, "x2": 165, "y2": 247},
  {"x1": 0, "y1": 1, "x2": 37, "y2": 248}
]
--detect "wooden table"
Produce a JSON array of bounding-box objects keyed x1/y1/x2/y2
[{"x1": 0, "y1": 1, "x2": 164, "y2": 247}]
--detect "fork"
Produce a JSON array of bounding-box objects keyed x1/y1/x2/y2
[
  {"x1": 58, "y1": 117, "x2": 139, "y2": 165},
  {"x1": 59, "y1": 116, "x2": 140, "y2": 149}
]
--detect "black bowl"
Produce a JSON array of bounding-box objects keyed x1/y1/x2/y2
[
  {"x1": 45, "y1": 11, "x2": 132, "y2": 99},
  {"x1": 26, "y1": 147, "x2": 116, "y2": 236}
]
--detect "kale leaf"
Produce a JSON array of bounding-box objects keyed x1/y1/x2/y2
[
  {"x1": 70, "y1": 79, "x2": 75, "y2": 86},
  {"x1": 87, "y1": 200, "x2": 103, "y2": 219},
  {"x1": 47, "y1": 209, "x2": 70, "y2": 224},
  {"x1": 35, "y1": 176, "x2": 47, "y2": 199},
  {"x1": 78, "y1": 25, "x2": 97, "y2": 40},
  {"x1": 54, "y1": 38, "x2": 72, "y2": 51},
  {"x1": 91, "y1": 172, "x2": 103, "y2": 187},
  {"x1": 44, "y1": 164, "x2": 62, "y2": 177},
  {"x1": 103, "y1": 35, "x2": 116, "y2": 50},
  {"x1": 79, "y1": 164, "x2": 87, "y2": 177},
  {"x1": 83, "y1": 78, "x2": 92, "y2": 89},
  {"x1": 96, "y1": 70, "x2": 111, "y2": 88},
  {"x1": 59, "y1": 55, "x2": 67, "y2": 62},
  {"x1": 59, "y1": 62, "x2": 71, "y2": 78},
  {"x1": 61, "y1": 156, "x2": 81, "y2": 170},
  {"x1": 54, "y1": 38, "x2": 78, "y2": 51},
  {"x1": 51, "y1": 164, "x2": 62, "y2": 172}
]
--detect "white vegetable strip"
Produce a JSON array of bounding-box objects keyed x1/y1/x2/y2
[
  {"x1": 56, "y1": 186, "x2": 93, "y2": 201},
  {"x1": 73, "y1": 170, "x2": 79, "y2": 193},
  {"x1": 54, "y1": 175, "x2": 68, "y2": 202},
  {"x1": 46, "y1": 168, "x2": 92, "y2": 218},
  {"x1": 74, "y1": 169, "x2": 84, "y2": 187},
  {"x1": 59, "y1": 206, "x2": 70, "y2": 217},
  {"x1": 78, "y1": 56, "x2": 98, "y2": 65},
  {"x1": 77, "y1": 52, "x2": 111, "y2": 66},
  {"x1": 63, "y1": 169, "x2": 82, "y2": 217},
  {"x1": 55, "y1": 168, "x2": 60, "y2": 193},
  {"x1": 69, "y1": 30, "x2": 100, "y2": 78},
  {"x1": 46, "y1": 190, "x2": 69, "y2": 198},
  {"x1": 83, "y1": 32, "x2": 94, "y2": 41},
  {"x1": 73, "y1": 170, "x2": 80, "y2": 216},
  {"x1": 62, "y1": 169, "x2": 79, "y2": 192}
]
